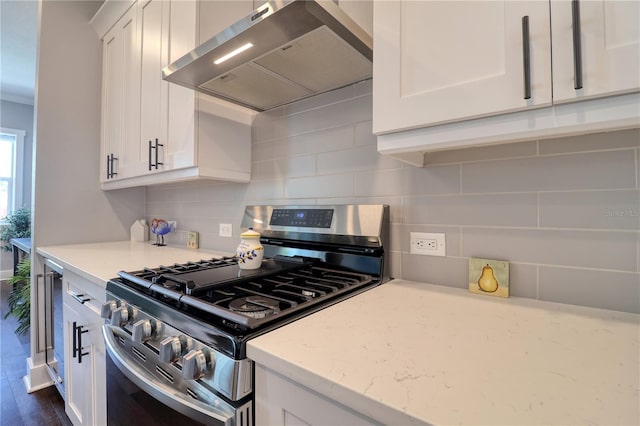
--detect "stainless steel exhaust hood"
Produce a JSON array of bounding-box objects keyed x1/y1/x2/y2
[{"x1": 162, "y1": 0, "x2": 373, "y2": 112}]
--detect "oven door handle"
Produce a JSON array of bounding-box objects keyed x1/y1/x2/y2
[{"x1": 102, "y1": 325, "x2": 235, "y2": 426}]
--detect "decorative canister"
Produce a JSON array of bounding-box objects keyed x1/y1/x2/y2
[{"x1": 236, "y1": 228, "x2": 264, "y2": 270}]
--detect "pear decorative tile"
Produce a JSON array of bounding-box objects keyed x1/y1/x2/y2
[{"x1": 469, "y1": 258, "x2": 509, "y2": 298}]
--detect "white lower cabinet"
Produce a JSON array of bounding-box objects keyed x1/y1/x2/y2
[
  {"x1": 62, "y1": 272, "x2": 106, "y2": 426},
  {"x1": 254, "y1": 364, "x2": 379, "y2": 426}
]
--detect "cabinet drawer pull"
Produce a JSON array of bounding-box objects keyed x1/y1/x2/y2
[
  {"x1": 70, "y1": 292, "x2": 90, "y2": 305},
  {"x1": 521, "y1": 15, "x2": 531, "y2": 100},
  {"x1": 571, "y1": 0, "x2": 583, "y2": 90}
]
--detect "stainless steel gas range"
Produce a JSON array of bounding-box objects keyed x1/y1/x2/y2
[{"x1": 102, "y1": 204, "x2": 389, "y2": 425}]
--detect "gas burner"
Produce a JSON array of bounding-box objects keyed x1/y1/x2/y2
[{"x1": 229, "y1": 296, "x2": 281, "y2": 319}]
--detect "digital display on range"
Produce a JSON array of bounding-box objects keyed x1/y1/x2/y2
[{"x1": 270, "y1": 209, "x2": 334, "y2": 228}]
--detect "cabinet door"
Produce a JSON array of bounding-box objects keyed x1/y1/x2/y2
[
  {"x1": 551, "y1": 0, "x2": 640, "y2": 103},
  {"x1": 101, "y1": 5, "x2": 140, "y2": 182},
  {"x1": 63, "y1": 275, "x2": 107, "y2": 426},
  {"x1": 373, "y1": 1, "x2": 552, "y2": 135},
  {"x1": 255, "y1": 364, "x2": 378, "y2": 425},
  {"x1": 63, "y1": 300, "x2": 95, "y2": 426},
  {"x1": 138, "y1": 0, "x2": 170, "y2": 173}
]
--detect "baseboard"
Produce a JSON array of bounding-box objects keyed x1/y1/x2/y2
[{"x1": 23, "y1": 357, "x2": 55, "y2": 393}]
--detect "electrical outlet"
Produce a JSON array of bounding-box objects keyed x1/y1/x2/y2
[
  {"x1": 219, "y1": 223, "x2": 232, "y2": 237},
  {"x1": 410, "y1": 232, "x2": 446, "y2": 256}
]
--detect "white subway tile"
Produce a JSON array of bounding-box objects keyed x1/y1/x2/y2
[
  {"x1": 317, "y1": 144, "x2": 404, "y2": 175},
  {"x1": 403, "y1": 193, "x2": 538, "y2": 227},
  {"x1": 286, "y1": 174, "x2": 354, "y2": 198},
  {"x1": 284, "y1": 85, "x2": 356, "y2": 115},
  {"x1": 540, "y1": 190, "x2": 640, "y2": 230},
  {"x1": 538, "y1": 128, "x2": 640, "y2": 155},
  {"x1": 288, "y1": 125, "x2": 354, "y2": 155},
  {"x1": 424, "y1": 140, "x2": 537, "y2": 165},
  {"x1": 355, "y1": 165, "x2": 460, "y2": 197},
  {"x1": 539, "y1": 267, "x2": 640, "y2": 314},
  {"x1": 400, "y1": 254, "x2": 469, "y2": 289},
  {"x1": 461, "y1": 149, "x2": 637, "y2": 192},
  {"x1": 462, "y1": 227, "x2": 638, "y2": 272}
]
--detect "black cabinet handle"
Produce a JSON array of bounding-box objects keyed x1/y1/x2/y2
[
  {"x1": 72, "y1": 321, "x2": 78, "y2": 358},
  {"x1": 110, "y1": 154, "x2": 118, "y2": 178},
  {"x1": 571, "y1": 0, "x2": 583, "y2": 90},
  {"x1": 155, "y1": 138, "x2": 163, "y2": 169},
  {"x1": 522, "y1": 15, "x2": 531, "y2": 100},
  {"x1": 148, "y1": 140, "x2": 153, "y2": 171},
  {"x1": 72, "y1": 322, "x2": 90, "y2": 364},
  {"x1": 107, "y1": 154, "x2": 118, "y2": 179},
  {"x1": 148, "y1": 139, "x2": 164, "y2": 171}
]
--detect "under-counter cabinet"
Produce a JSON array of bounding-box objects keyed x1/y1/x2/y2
[
  {"x1": 62, "y1": 272, "x2": 107, "y2": 426},
  {"x1": 374, "y1": 0, "x2": 640, "y2": 161},
  {"x1": 96, "y1": 0, "x2": 254, "y2": 189},
  {"x1": 254, "y1": 364, "x2": 379, "y2": 425}
]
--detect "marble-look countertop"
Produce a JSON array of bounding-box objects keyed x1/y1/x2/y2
[
  {"x1": 37, "y1": 241, "x2": 231, "y2": 287},
  {"x1": 247, "y1": 280, "x2": 640, "y2": 425}
]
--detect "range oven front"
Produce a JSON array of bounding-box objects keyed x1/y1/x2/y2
[{"x1": 102, "y1": 204, "x2": 389, "y2": 426}]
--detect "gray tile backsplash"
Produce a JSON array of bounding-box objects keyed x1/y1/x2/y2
[{"x1": 146, "y1": 84, "x2": 640, "y2": 313}]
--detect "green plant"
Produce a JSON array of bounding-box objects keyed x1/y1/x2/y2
[
  {"x1": 5, "y1": 258, "x2": 31, "y2": 335},
  {"x1": 0, "y1": 206, "x2": 31, "y2": 252}
]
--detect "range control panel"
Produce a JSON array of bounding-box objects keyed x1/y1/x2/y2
[{"x1": 270, "y1": 208, "x2": 334, "y2": 228}]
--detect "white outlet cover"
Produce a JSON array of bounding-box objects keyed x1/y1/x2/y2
[
  {"x1": 410, "y1": 232, "x2": 446, "y2": 257},
  {"x1": 219, "y1": 223, "x2": 233, "y2": 237}
]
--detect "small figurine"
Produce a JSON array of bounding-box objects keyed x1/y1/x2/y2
[{"x1": 150, "y1": 219, "x2": 172, "y2": 246}]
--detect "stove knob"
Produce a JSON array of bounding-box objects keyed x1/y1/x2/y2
[
  {"x1": 110, "y1": 307, "x2": 128, "y2": 326},
  {"x1": 131, "y1": 319, "x2": 155, "y2": 343},
  {"x1": 182, "y1": 349, "x2": 210, "y2": 380},
  {"x1": 100, "y1": 301, "x2": 117, "y2": 320},
  {"x1": 159, "y1": 336, "x2": 184, "y2": 363},
  {"x1": 118, "y1": 302, "x2": 137, "y2": 324}
]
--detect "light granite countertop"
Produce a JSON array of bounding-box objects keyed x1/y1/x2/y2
[
  {"x1": 247, "y1": 280, "x2": 640, "y2": 425},
  {"x1": 34, "y1": 241, "x2": 640, "y2": 424},
  {"x1": 36, "y1": 240, "x2": 231, "y2": 287}
]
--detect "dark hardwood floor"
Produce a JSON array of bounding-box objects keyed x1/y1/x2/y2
[{"x1": 0, "y1": 280, "x2": 72, "y2": 426}]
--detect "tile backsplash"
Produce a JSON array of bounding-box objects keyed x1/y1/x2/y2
[{"x1": 146, "y1": 81, "x2": 640, "y2": 314}]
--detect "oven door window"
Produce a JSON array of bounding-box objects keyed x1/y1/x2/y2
[{"x1": 106, "y1": 355, "x2": 208, "y2": 426}]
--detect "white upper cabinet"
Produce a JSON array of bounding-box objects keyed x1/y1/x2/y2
[
  {"x1": 374, "y1": 1, "x2": 552, "y2": 133},
  {"x1": 551, "y1": 0, "x2": 640, "y2": 103},
  {"x1": 100, "y1": 4, "x2": 140, "y2": 182},
  {"x1": 373, "y1": 0, "x2": 640, "y2": 162},
  {"x1": 95, "y1": 0, "x2": 254, "y2": 189}
]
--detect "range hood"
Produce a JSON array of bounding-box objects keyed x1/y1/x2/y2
[{"x1": 162, "y1": 0, "x2": 373, "y2": 112}]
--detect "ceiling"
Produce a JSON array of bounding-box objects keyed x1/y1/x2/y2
[{"x1": 0, "y1": 0, "x2": 39, "y2": 105}]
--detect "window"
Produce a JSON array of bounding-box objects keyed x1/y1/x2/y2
[{"x1": 0, "y1": 128, "x2": 25, "y2": 220}]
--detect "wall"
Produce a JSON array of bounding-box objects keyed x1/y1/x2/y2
[
  {"x1": 146, "y1": 81, "x2": 640, "y2": 314},
  {"x1": 28, "y1": 0, "x2": 145, "y2": 376},
  {"x1": 32, "y1": 0, "x2": 144, "y2": 249}
]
